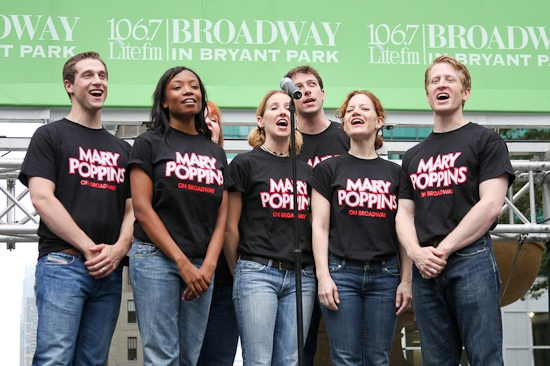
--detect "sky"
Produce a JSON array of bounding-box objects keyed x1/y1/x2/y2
[{"x1": 0, "y1": 243, "x2": 37, "y2": 365}]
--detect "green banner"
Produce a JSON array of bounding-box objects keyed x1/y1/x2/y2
[{"x1": 1, "y1": 0, "x2": 549, "y2": 112}]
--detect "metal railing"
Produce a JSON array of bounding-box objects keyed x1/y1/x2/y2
[{"x1": 2, "y1": 107, "x2": 550, "y2": 247}]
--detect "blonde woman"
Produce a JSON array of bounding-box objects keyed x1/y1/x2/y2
[{"x1": 226, "y1": 90, "x2": 315, "y2": 366}]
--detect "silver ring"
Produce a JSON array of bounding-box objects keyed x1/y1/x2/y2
[
  {"x1": 429, "y1": 267, "x2": 435, "y2": 274},
  {"x1": 102, "y1": 267, "x2": 106, "y2": 273}
]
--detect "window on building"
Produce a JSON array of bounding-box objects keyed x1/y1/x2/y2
[
  {"x1": 128, "y1": 299, "x2": 136, "y2": 323},
  {"x1": 404, "y1": 323, "x2": 422, "y2": 364},
  {"x1": 531, "y1": 312, "x2": 550, "y2": 366},
  {"x1": 128, "y1": 337, "x2": 137, "y2": 361}
]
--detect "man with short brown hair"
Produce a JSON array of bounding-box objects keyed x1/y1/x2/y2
[{"x1": 20, "y1": 51, "x2": 134, "y2": 366}]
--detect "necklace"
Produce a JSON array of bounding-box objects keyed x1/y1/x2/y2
[{"x1": 260, "y1": 145, "x2": 290, "y2": 157}]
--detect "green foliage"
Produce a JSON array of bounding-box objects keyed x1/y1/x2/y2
[{"x1": 501, "y1": 129, "x2": 550, "y2": 141}]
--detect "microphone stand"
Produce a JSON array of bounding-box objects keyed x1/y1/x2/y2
[{"x1": 289, "y1": 97, "x2": 305, "y2": 366}]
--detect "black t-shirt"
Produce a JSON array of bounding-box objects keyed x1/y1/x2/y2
[
  {"x1": 19, "y1": 118, "x2": 131, "y2": 258},
  {"x1": 298, "y1": 121, "x2": 350, "y2": 167},
  {"x1": 401, "y1": 122, "x2": 515, "y2": 246},
  {"x1": 308, "y1": 153, "x2": 410, "y2": 261},
  {"x1": 214, "y1": 251, "x2": 233, "y2": 285},
  {"x1": 129, "y1": 127, "x2": 230, "y2": 257},
  {"x1": 229, "y1": 148, "x2": 313, "y2": 263}
]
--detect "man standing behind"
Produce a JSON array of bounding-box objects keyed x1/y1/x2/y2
[
  {"x1": 285, "y1": 66, "x2": 349, "y2": 168},
  {"x1": 19, "y1": 51, "x2": 134, "y2": 366},
  {"x1": 396, "y1": 55, "x2": 514, "y2": 365},
  {"x1": 285, "y1": 65, "x2": 349, "y2": 365}
]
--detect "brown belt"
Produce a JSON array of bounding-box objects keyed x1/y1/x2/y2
[
  {"x1": 240, "y1": 254, "x2": 301, "y2": 270},
  {"x1": 61, "y1": 248, "x2": 82, "y2": 257},
  {"x1": 60, "y1": 247, "x2": 129, "y2": 268}
]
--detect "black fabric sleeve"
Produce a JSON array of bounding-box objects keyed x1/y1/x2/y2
[
  {"x1": 307, "y1": 160, "x2": 334, "y2": 201},
  {"x1": 19, "y1": 127, "x2": 58, "y2": 187},
  {"x1": 128, "y1": 134, "x2": 154, "y2": 179}
]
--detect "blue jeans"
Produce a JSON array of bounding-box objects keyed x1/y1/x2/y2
[
  {"x1": 198, "y1": 283, "x2": 239, "y2": 366},
  {"x1": 233, "y1": 258, "x2": 316, "y2": 366},
  {"x1": 320, "y1": 253, "x2": 400, "y2": 366},
  {"x1": 412, "y1": 236, "x2": 504, "y2": 366},
  {"x1": 130, "y1": 240, "x2": 213, "y2": 366},
  {"x1": 303, "y1": 296, "x2": 322, "y2": 366},
  {"x1": 33, "y1": 251, "x2": 122, "y2": 366}
]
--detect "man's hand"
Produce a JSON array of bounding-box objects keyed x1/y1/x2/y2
[
  {"x1": 410, "y1": 246, "x2": 447, "y2": 279},
  {"x1": 85, "y1": 244, "x2": 127, "y2": 279}
]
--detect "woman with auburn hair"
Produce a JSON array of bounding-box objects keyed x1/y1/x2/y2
[
  {"x1": 308, "y1": 90, "x2": 413, "y2": 366},
  {"x1": 129, "y1": 67, "x2": 231, "y2": 366},
  {"x1": 204, "y1": 101, "x2": 224, "y2": 146},
  {"x1": 226, "y1": 90, "x2": 315, "y2": 366}
]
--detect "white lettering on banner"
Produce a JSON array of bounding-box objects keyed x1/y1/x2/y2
[
  {"x1": 1, "y1": 14, "x2": 549, "y2": 68},
  {"x1": 455, "y1": 53, "x2": 532, "y2": 66},
  {"x1": 366, "y1": 23, "x2": 550, "y2": 67},
  {"x1": 538, "y1": 54, "x2": 550, "y2": 66},
  {"x1": 0, "y1": 15, "x2": 79, "y2": 41},
  {"x1": 0, "y1": 44, "x2": 13, "y2": 57},
  {"x1": 426, "y1": 25, "x2": 550, "y2": 51},
  {"x1": 171, "y1": 48, "x2": 193, "y2": 60},
  {"x1": 19, "y1": 44, "x2": 75, "y2": 58},
  {"x1": 286, "y1": 49, "x2": 339, "y2": 62},
  {"x1": 109, "y1": 42, "x2": 163, "y2": 60},
  {"x1": 369, "y1": 46, "x2": 420, "y2": 64},
  {"x1": 199, "y1": 47, "x2": 280, "y2": 61},
  {"x1": 170, "y1": 19, "x2": 341, "y2": 46}
]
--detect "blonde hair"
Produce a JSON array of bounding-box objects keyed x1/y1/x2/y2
[{"x1": 250, "y1": 90, "x2": 303, "y2": 154}]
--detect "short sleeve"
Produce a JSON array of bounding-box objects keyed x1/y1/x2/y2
[
  {"x1": 398, "y1": 162, "x2": 414, "y2": 200},
  {"x1": 478, "y1": 132, "x2": 515, "y2": 187},
  {"x1": 19, "y1": 127, "x2": 58, "y2": 187},
  {"x1": 307, "y1": 160, "x2": 334, "y2": 201},
  {"x1": 128, "y1": 134, "x2": 154, "y2": 178},
  {"x1": 228, "y1": 154, "x2": 249, "y2": 193}
]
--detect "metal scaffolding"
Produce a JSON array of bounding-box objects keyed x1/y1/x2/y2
[{"x1": 2, "y1": 107, "x2": 550, "y2": 248}]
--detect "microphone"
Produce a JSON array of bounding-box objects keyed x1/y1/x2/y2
[{"x1": 280, "y1": 77, "x2": 302, "y2": 99}]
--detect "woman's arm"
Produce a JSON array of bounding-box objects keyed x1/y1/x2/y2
[
  {"x1": 181, "y1": 190, "x2": 229, "y2": 300},
  {"x1": 131, "y1": 166, "x2": 210, "y2": 299},
  {"x1": 311, "y1": 188, "x2": 339, "y2": 310},
  {"x1": 224, "y1": 192, "x2": 243, "y2": 275},
  {"x1": 395, "y1": 199, "x2": 413, "y2": 315}
]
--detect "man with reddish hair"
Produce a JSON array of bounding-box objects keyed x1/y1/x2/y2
[{"x1": 397, "y1": 55, "x2": 514, "y2": 365}]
